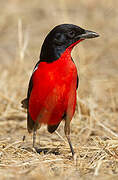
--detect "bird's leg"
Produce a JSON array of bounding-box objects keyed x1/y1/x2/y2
[
  {"x1": 38, "y1": 124, "x2": 41, "y2": 146},
  {"x1": 32, "y1": 120, "x2": 40, "y2": 148},
  {"x1": 66, "y1": 134, "x2": 75, "y2": 157},
  {"x1": 33, "y1": 120, "x2": 41, "y2": 149},
  {"x1": 33, "y1": 129, "x2": 36, "y2": 148},
  {"x1": 64, "y1": 118, "x2": 74, "y2": 157}
]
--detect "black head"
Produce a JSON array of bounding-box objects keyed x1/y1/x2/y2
[{"x1": 40, "y1": 24, "x2": 99, "y2": 62}]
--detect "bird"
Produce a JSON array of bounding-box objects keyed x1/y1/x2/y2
[{"x1": 21, "y1": 24, "x2": 99, "y2": 157}]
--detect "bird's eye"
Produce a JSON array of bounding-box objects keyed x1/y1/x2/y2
[
  {"x1": 67, "y1": 30, "x2": 75, "y2": 38},
  {"x1": 55, "y1": 33, "x2": 61, "y2": 39},
  {"x1": 54, "y1": 33, "x2": 65, "y2": 45}
]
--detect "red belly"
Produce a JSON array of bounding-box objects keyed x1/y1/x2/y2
[{"x1": 29, "y1": 59, "x2": 77, "y2": 125}]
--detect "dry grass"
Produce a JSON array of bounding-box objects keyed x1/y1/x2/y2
[{"x1": 0, "y1": 0, "x2": 118, "y2": 179}]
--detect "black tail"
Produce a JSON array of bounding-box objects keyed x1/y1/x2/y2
[{"x1": 47, "y1": 123, "x2": 60, "y2": 133}]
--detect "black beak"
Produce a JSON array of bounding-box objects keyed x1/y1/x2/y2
[{"x1": 77, "y1": 30, "x2": 99, "y2": 40}]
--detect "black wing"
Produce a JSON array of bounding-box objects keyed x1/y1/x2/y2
[
  {"x1": 21, "y1": 61, "x2": 40, "y2": 108},
  {"x1": 27, "y1": 61, "x2": 40, "y2": 102},
  {"x1": 21, "y1": 61, "x2": 40, "y2": 132}
]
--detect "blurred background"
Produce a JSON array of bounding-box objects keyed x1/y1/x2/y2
[{"x1": 0, "y1": 0, "x2": 118, "y2": 179}]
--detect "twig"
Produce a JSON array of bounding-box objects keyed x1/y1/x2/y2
[
  {"x1": 94, "y1": 156, "x2": 105, "y2": 176},
  {"x1": 98, "y1": 122, "x2": 118, "y2": 138},
  {"x1": 55, "y1": 130, "x2": 68, "y2": 144}
]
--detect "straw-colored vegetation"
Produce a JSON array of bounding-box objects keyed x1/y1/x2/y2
[{"x1": 0, "y1": 0, "x2": 118, "y2": 179}]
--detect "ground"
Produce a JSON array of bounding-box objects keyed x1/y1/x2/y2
[{"x1": 0, "y1": 0, "x2": 118, "y2": 179}]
